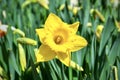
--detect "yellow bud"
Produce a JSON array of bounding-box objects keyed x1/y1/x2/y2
[
  {"x1": 112, "y1": 66, "x2": 118, "y2": 80},
  {"x1": 2, "y1": 10, "x2": 6, "y2": 19},
  {"x1": 70, "y1": 61, "x2": 83, "y2": 71},
  {"x1": 68, "y1": 5, "x2": 72, "y2": 11},
  {"x1": 18, "y1": 43, "x2": 26, "y2": 71},
  {"x1": 73, "y1": 7, "x2": 78, "y2": 15},
  {"x1": 0, "y1": 66, "x2": 8, "y2": 79},
  {"x1": 0, "y1": 66, "x2": 4, "y2": 76},
  {"x1": 36, "y1": 66, "x2": 40, "y2": 73},
  {"x1": 96, "y1": 25, "x2": 104, "y2": 40},
  {"x1": 72, "y1": 6, "x2": 82, "y2": 15},
  {"x1": 115, "y1": 20, "x2": 120, "y2": 32},
  {"x1": 87, "y1": 22, "x2": 92, "y2": 27},
  {"x1": 94, "y1": 9, "x2": 105, "y2": 22},
  {"x1": 90, "y1": 9, "x2": 95, "y2": 14},
  {"x1": 13, "y1": 29, "x2": 25, "y2": 37},
  {"x1": 59, "y1": 4, "x2": 65, "y2": 11},
  {"x1": 38, "y1": 0, "x2": 49, "y2": 10},
  {"x1": 17, "y1": 38, "x2": 37, "y2": 45},
  {"x1": 22, "y1": 0, "x2": 36, "y2": 8}
]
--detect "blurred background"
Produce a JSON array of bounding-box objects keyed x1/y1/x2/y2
[{"x1": 0, "y1": 0, "x2": 120, "y2": 80}]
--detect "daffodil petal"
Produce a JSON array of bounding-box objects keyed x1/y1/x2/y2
[
  {"x1": 70, "y1": 35, "x2": 87, "y2": 52},
  {"x1": 45, "y1": 13, "x2": 63, "y2": 32},
  {"x1": 36, "y1": 44, "x2": 56, "y2": 62},
  {"x1": 57, "y1": 52, "x2": 71, "y2": 66},
  {"x1": 70, "y1": 22, "x2": 79, "y2": 33},
  {"x1": 36, "y1": 29, "x2": 46, "y2": 43}
]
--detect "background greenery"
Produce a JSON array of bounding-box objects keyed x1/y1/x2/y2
[{"x1": 0, "y1": 0, "x2": 120, "y2": 80}]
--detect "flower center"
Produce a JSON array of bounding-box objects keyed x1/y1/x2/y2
[{"x1": 54, "y1": 35, "x2": 63, "y2": 44}]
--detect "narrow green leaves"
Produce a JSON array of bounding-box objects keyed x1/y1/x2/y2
[
  {"x1": 81, "y1": 0, "x2": 90, "y2": 36},
  {"x1": 9, "y1": 52, "x2": 21, "y2": 76},
  {"x1": 108, "y1": 34, "x2": 120, "y2": 66},
  {"x1": 99, "y1": 17, "x2": 115, "y2": 56}
]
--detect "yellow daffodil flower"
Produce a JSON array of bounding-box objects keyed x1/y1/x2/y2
[{"x1": 36, "y1": 13, "x2": 87, "y2": 66}]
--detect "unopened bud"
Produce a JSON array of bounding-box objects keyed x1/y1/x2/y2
[
  {"x1": 22, "y1": 0, "x2": 33, "y2": 8},
  {"x1": 0, "y1": 66, "x2": 4, "y2": 76},
  {"x1": 94, "y1": 9, "x2": 105, "y2": 22},
  {"x1": 18, "y1": 43, "x2": 26, "y2": 71},
  {"x1": 96, "y1": 25, "x2": 104, "y2": 40},
  {"x1": 87, "y1": 22, "x2": 92, "y2": 27},
  {"x1": 115, "y1": 20, "x2": 120, "y2": 32},
  {"x1": 36, "y1": 66, "x2": 40, "y2": 73},
  {"x1": 70, "y1": 61, "x2": 83, "y2": 71},
  {"x1": 2, "y1": 10, "x2": 6, "y2": 19},
  {"x1": 37, "y1": 0, "x2": 49, "y2": 10},
  {"x1": 59, "y1": 4, "x2": 65, "y2": 11},
  {"x1": 17, "y1": 37, "x2": 37, "y2": 45},
  {"x1": 90, "y1": 9, "x2": 105, "y2": 22},
  {"x1": 90, "y1": 9, "x2": 95, "y2": 14},
  {"x1": 13, "y1": 28, "x2": 25, "y2": 37},
  {"x1": 73, "y1": 7, "x2": 79, "y2": 15},
  {"x1": 112, "y1": 66, "x2": 118, "y2": 80},
  {"x1": 68, "y1": 5, "x2": 72, "y2": 11}
]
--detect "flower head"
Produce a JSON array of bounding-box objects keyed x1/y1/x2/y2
[{"x1": 36, "y1": 13, "x2": 87, "y2": 66}]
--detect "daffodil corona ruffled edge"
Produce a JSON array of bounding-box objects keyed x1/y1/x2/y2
[{"x1": 35, "y1": 13, "x2": 87, "y2": 68}]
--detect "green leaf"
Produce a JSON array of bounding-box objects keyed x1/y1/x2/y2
[
  {"x1": 108, "y1": 34, "x2": 120, "y2": 66},
  {"x1": 81, "y1": 0, "x2": 90, "y2": 36},
  {"x1": 90, "y1": 35, "x2": 96, "y2": 70},
  {"x1": 9, "y1": 59, "x2": 15, "y2": 80},
  {"x1": 99, "y1": 61, "x2": 109, "y2": 80},
  {"x1": 99, "y1": 17, "x2": 115, "y2": 56},
  {"x1": 48, "y1": 62, "x2": 58, "y2": 80},
  {"x1": 9, "y1": 52, "x2": 21, "y2": 76},
  {"x1": 0, "y1": 46, "x2": 7, "y2": 72}
]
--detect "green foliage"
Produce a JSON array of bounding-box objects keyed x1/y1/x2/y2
[{"x1": 0, "y1": 0, "x2": 120, "y2": 80}]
